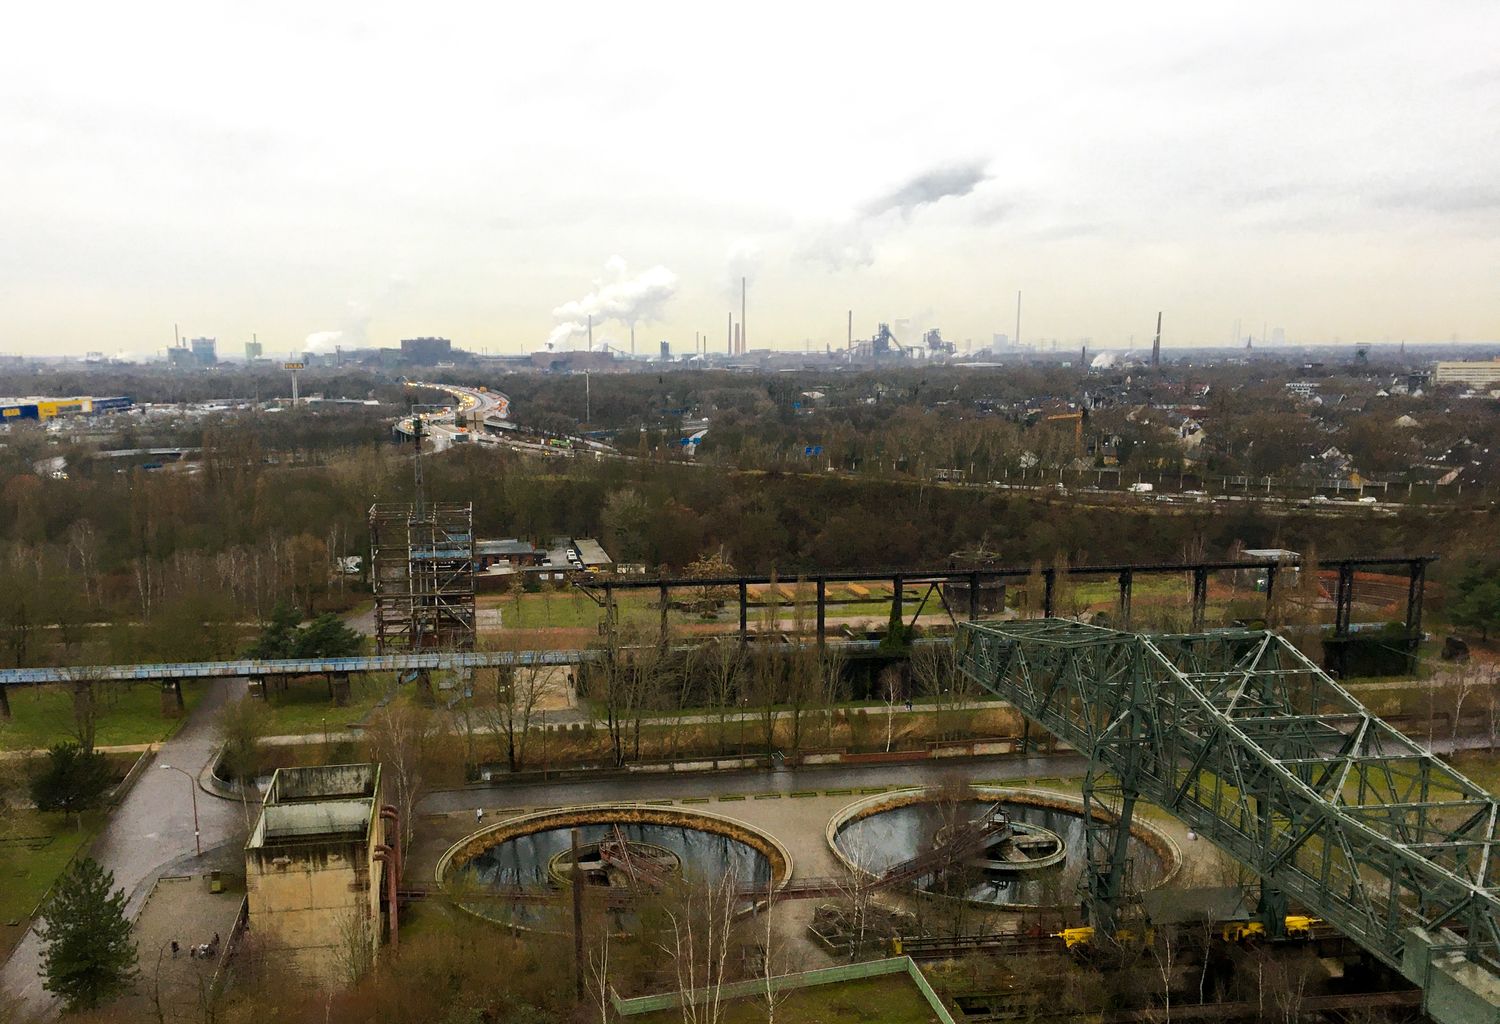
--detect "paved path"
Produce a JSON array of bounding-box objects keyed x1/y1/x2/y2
[{"x1": 0, "y1": 679, "x2": 244, "y2": 1017}]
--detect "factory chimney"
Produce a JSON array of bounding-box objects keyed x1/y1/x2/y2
[
  {"x1": 1014, "y1": 292, "x2": 1021, "y2": 351},
  {"x1": 1151, "y1": 312, "x2": 1161, "y2": 368},
  {"x1": 587, "y1": 315, "x2": 593, "y2": 353},
  {"x1": 630, "y1": 324, "x2": 635, "y2": 355},
  {"x1": 847, "y1": 310, "x2": 852, "y2": 351}
]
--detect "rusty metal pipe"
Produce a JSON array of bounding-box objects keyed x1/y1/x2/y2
[
  {"x1": 379, "y1": 806, "x2": 401, "y2": 881},
  {"x1": 374, "y1": 845, "x2": 398, "y2": 951}
]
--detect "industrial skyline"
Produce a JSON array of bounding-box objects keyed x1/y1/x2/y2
[{"x1": 4, "y1": 2, "x2": 1499, "y2": 356}]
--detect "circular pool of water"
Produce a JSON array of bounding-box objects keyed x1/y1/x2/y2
[
  {"x1": 437, "y1": 804, "x2": 791, "y2": 931},
  {"x1": 829, "y1": 787, "x2": 1177, "y2": 910}
]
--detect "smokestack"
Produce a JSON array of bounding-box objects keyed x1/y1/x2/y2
[
  {"x1": 1081, "y1": 344, "x2": 1087, "y2": 368},
  {"x1": 734, "y1": 323, "x2": 741, "y2": 354},
  {"x1": 741, "y1": 276, "x2": 747, "y2": 353},
  {"x1": 1151, "y1": 312, "x2": 1161, "y2": 368},
  {"x1": 630, "y1": 323, "x2": 635, "y2": 355},
  {"x1": 847, "y1": 310, "x2": 852, "y2": 351},
  {"x1": 1015, "y1": 291, "x2": 1021, "y2": 351},
  {"x1": 587, "y1": 315, "x2": 593, "y2": 353}
]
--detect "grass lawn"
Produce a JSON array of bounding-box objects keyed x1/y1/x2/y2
[
  {"x1": 0, "y1": 808, "x2": 105, "y2": 960},
  {"x1": 259, "y1": 673, "x2": 392, "y2": 735},
  {"x1": 632, "y1": 973, "x2": 943, "y2": 1024},
  {"x1": 0, "y1": 682, "x2": 205, "y2": 752}
]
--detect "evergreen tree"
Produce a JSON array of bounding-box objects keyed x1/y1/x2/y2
[
  {"x1": 246, "y1": 600, "x2": 301, "y2": 659},
  {"x1": 292, "y1": 613, "x2": 364, "y2": 658},
  {"x1": 37, "y1": 858, "x2": 136, "y2": 1010},
  {"x1": 29, "y1": 742, "x2": 111, "y2": 823}
]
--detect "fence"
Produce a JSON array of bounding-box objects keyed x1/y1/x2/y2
[{"x1": 609, "y1": 955, "x2": 955, "y2": 1022}]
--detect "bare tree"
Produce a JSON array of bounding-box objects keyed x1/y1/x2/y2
[
  {"x1": 912, "y1": 641, "x2": 958, "y2": 741},
  {"x1": 481, "y1": 657, "x2": 548, "y2": 774},
  {"x1": 756, "y1": 878, "x2": 792, "y2": 1024},
  {"x1": 365, "y1": 703, "x2": 443, "y2": 852},
  {"x1": 661, "y1": 870, "x2": 739, "y2": 1024},
  {"x1": 1452, "y1": 663, "x2": 1483, "y2": 745},
  {"x1": 332, "y1": 901, "x2": 374, "y2": 987},
  {"x1": 694, "y1": 639, "x2": 743, "y2": 756},
  {"x1": 586, "y1": 916, "x2": 613, "y2": 1024}
]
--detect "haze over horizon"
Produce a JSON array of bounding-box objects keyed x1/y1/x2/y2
[{"x1": 4, "y1": 1, "x2": 1499, "y2": 359}]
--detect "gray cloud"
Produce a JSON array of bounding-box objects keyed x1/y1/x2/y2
[
  {"x1": 861, "y1": 161, "x2": 990, "y2": 218},
  {"x1": 1376, "y1": 184, "x2": 1500, "y2": 214}
]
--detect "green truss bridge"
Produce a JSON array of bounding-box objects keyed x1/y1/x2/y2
[{"x1": 956, "y1": 619, "x2": 1500, "y2": 1024}]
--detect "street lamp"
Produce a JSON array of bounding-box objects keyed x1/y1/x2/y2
[{"x1": 160, "y1": 764, "x2": 201, "y2": 857}]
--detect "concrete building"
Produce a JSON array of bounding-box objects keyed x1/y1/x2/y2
[
  {"x1": 1433, "y1": 358, "x2": 1500, "y2": 388},
  {"x1": 245, "y1": 764, "x2": 395, "y2": 988},
  {"x1": 190, "y1": 337, "x2": 217, "y2": 366}
]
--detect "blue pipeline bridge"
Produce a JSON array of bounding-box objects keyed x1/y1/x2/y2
[{"x1": 0, "y1": 650, "x2": 597, "y2": 716}]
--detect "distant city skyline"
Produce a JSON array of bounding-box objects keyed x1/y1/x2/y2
[{"x1": 4, "y1": 2, "x2": 1498, "y2": 357}]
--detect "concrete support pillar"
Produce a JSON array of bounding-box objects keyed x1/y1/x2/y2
[
  {"x1": 414, "y1": 669, "x2": 435, "y2": 706},
  {"x1": 815, "y1": 578, "x2": 826, "y2": 649},
  {"x1": 738, "y1": 581, "x2": 748, "y2": 640},
  {"x1": 1043, "y1": 570, "x2": 1056, "y2": 618},
  {"x1": 1118, "y1": 570, "x2": 1133, "y2": 630},
  {"x1": 1191, "y1": 568, "x2": 1209, "y2": 630},
  {"x1": 0, "y1": 685, "x2": 10, "y2": 719},
  {"x1": 892, "y1": 575, "x2": 903, "y2": 627},
  {"x1": 159, "y1": 679, "x2": 184, "y2": 718},
  {"x1": 329, "y1": 672, "x2": 352, "y2": 707}
]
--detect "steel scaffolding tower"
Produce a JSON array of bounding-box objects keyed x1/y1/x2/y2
[
  {"x1": 956, "y1": 619, "x2": 1500, "y2": 1024},
  {"x1": 369, "y1": 502, "x2": 475, "y2": 654}
]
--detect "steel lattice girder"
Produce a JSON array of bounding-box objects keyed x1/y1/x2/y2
[{"x1": 955, "y1": 619, "x2": 1500, "y2": 989}]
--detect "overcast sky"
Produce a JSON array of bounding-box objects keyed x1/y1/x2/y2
[{"x1": 4, "y1": 2, "x2": 1498, "y2": 358}]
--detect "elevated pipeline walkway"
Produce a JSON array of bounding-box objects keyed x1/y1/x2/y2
[{"x1": 955, "y1": 619, "x2": 1500, "y2": 1024}]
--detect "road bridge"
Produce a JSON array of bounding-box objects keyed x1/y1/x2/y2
[{"x1": 955, "y1": 618, "x2": 1500, "y2": 1024}]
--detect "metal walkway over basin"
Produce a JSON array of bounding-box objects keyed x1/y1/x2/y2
[{"x1": 955, "y1": 619, "x2": 1500, "y2": 1024}]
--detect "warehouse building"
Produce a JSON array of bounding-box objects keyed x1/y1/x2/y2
[{"x1": 0, "y1": 395, "x2": 133, "y2": 422}]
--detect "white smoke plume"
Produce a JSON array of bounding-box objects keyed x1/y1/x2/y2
[
  {"x1": 545, "y1": 256, "x2": 678, "y2": 350},
  {"x1": 862, "y1": 161, "x2": 989, "y2": 219},
  {"x1": 802, "y1": 160, "x2": 990, "y2": 271},
  {"x1": 725, "y1": 238, "x2": 761, "y2": 294}
]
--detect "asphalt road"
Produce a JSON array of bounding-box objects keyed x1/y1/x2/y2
[
  {"x1": 422, "y1": 750, "x2": 1092, "y2": 813},
  {"x1": 0, "y1": 679, "x2": 245, "y2": 1016}
]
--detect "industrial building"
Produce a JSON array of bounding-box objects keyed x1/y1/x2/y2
[
  {"x1": 0, "y1": 395, "x2": 132, "y2": 421},
  {"x1": 245, "y1": 764, "x2": 396, "y2": 987},
  {"x1": 399, "y1": 337, "x2": 453, "y2": 364},
  {"x1": 1433, "y1": 358, "x2": 1500, "y2": 387}
]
